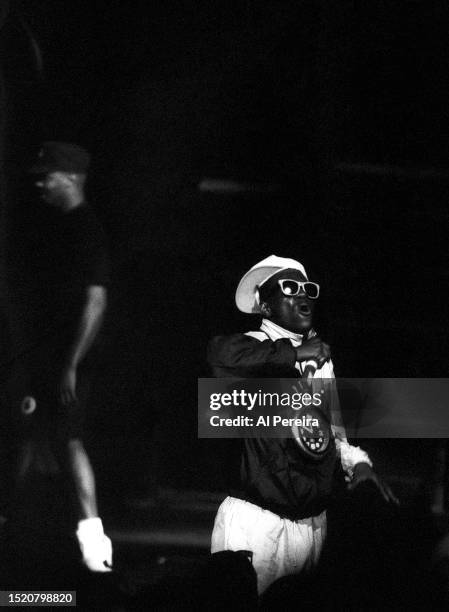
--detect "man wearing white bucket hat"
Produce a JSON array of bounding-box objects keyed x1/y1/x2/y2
[{"x1": 208, "y1": 255, "x2": 397, "y2": 594}]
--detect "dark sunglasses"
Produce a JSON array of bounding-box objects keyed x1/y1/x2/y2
[{"x1": 278, "y1": 279, "x2": 320, "y2": 299}]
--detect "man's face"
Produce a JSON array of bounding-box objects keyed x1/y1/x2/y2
[
  {"x1": 34, "y1": 171, "x2": 69, "y2": 207},
  {"x1": 259, "y1": 268, "x2": 317, "y2": 334}
]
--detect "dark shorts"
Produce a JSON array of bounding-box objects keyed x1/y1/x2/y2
[{"x1": 11, "y1": 345, "x2": 91, "y2": 441}]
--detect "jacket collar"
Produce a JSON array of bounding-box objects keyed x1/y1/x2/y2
[{"x1": 260, "y1": 318, "x2": 305, "y2": 344}]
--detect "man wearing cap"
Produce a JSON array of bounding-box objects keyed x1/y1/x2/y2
[
  {"x1": 207, "y1": 255, "x2": 397, "y2": 594},
  {"x1": 14, "y1": 142, "x2": 113, "y2": 571}
]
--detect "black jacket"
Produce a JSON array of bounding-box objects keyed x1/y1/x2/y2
[{"x1": 208, "y1": 332, "x2": 342, "y2": 520}]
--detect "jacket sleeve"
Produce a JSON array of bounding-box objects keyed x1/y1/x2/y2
[
  {"x1": 324, "y1": 361, "x2": 373, "y2": 476},
  {"x1": 207, "y1": 333, "x2": 297, "y2": 375}
]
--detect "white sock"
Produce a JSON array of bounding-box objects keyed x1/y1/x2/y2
[
  {"x1": 76, "y1": 517, "x2": 105, "y2": 539},
  {"x1": 76, "y1": 517, "x2": 113, "y2": 572}
]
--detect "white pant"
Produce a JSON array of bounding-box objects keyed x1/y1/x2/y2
[{"x1": 211, "y1": 497, "x2": 326, "y2": 594}]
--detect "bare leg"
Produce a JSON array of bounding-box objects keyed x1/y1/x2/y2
[
  {"x1": 8, "y1": 439, "x2": 36, "y2": 514},
  {"x1": 16, "y1": 440, "x2": 36, "y2": 481},
  {"x1": 52, "y1": 437, "x2": 112, "y2": 571},
  {"x1": 54, "y1": 438, "x2": 98, "y2": 520},
  {"x1": 67, "y1": 438, "x2": 99, "y2": 519}
]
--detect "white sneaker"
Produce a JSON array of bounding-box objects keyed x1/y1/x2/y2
[{"x1": 76, "y1": 518, "x2": 113, "y2": 572}]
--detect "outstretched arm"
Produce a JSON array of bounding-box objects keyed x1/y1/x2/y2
[
  {"x1": 326, "y1": 362, "x2": 399, "y2": 505},
  {"x1": 58, "y1": 285, "x2": 107, "y2": 405}
]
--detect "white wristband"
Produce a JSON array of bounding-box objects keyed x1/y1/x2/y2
[{"x1": 337, "y1": 439, "x2": 373, "y2": 478}]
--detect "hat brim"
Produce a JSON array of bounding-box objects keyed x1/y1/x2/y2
[{"x1": 235, "y1": 266, "x2": 287, "y2": 314}]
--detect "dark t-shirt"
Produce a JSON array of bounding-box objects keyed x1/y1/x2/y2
[{"x1": 27, "y1": 203, "x2": 110, "y2": 357}]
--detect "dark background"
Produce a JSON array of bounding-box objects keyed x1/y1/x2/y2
[{"x1": 1, "y1": 1, "x2": 448, "y2": 496}]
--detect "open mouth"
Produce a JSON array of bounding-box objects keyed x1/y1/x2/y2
[{"x1": 298, "y1": 303, "x2": 311, "y2": 316}]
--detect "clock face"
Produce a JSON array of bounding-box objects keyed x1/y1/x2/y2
[{"x1": 293, "y1": 406, "x2": 331, "y2": 460}]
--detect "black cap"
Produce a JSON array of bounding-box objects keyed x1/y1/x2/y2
[{"x1": 29, "y1": 141, "x2": 90, "y2": 174}]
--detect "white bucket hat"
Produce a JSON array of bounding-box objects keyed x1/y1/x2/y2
[{"x1": 235, "y1": 255, "x2": 308, "y2": 314}]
